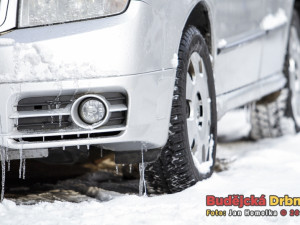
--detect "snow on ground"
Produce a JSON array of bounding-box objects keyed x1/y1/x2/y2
[{"x1": 1, "y1": 110, "x2": 300, "y2": 225}]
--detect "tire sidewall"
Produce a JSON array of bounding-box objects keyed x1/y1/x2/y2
[
  {"x1": 179, "y1": 26, "x2": 217, "y2": 180},
  {"x1": 286, "y1": 10, "x2": 300, "y2": 131}
]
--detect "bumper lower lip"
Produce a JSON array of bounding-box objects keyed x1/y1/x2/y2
[{"x1": 1, "y1": 69, "x2": 175, "y2": 152}]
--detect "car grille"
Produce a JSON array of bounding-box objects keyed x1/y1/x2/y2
[{"x1": 10, "y1": 92, "x2": 127, "y2": 143}]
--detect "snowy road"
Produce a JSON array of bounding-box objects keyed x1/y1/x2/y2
[{"x1": 1, "y1": 110, "x2": 300, "y2": 225}]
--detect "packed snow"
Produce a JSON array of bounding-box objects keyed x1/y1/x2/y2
[
  {"x1": 261, "y1": 9, "x2": 288, "y2": 31},
  {"x1": 8, "y1": 43, "x2": 99, "y2": 83},
  {"x1": 217, "y1": 39, "x2": 227, "y2": 49},
  {"x1": 1, "y1": 110, "x2": 300, "y2": 225},
  {"x1": 171, "y1": 53, "x2": 178, "y2": 69}
]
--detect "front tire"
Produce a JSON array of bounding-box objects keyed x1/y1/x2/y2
[{"x1": 145, "y1": 26, "x2": 217, "y2": 194}]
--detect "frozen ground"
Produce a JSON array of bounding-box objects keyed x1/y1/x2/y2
[{"x1": 1, "y1": 110, "x2": 300, "y2": 225}]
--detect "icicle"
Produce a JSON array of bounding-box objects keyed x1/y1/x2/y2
[
  {"x1": 5, "y1": 148, "x2": 9, "y2": 172},
  {"x1": 5, "y1": 148, "x2": 8, "y2": 161},
  {"x1": 7, "y1": 160, "x2": 10, "y2": 172},
  {"x1": 48, "y1": 105, "x2": 54, "y2": 124},
  {"x1": 129, "y1": 164, "x2": 132, "y2": 174},
  {"x1": 87, "y1": 134, "x2": 90, "y2": 150},
  {"x1": 55, "y1": 103, "x2": 61, "y2": 110},
  {"x1": 22, "y1": 159, "x2": 26, "y2": 180},
  {"x1": 58, "y1": 115, "x2": 62, "y2": 127},
  {"x1": 77, "y1": 134, "x2": 80, "y2": 138},
  {"x1": 100, "y1": 148, "x2": 103, "y2": 158},
  {"x1": 0, "y1": 116, "x2": 6, "y2": 201},
  {"x1": 115, "y1": 164, "x2": 119, "y2": 175},
  {"x1": 1, "y1": 147, "x2": 6, "y2": 201},
  {"x1": 42, "y1": 136, "x2": 45, "y2": 142},
  {"x1": 62, "y1": 145, "x2": 65, "y2": 151},
  {"x1": 19, "y1": 139, "x2": 23, "y2": 179},
  {"x1": 77, "y1": 145, "x2": 80, "y2": 150},
  {"x1": 139, "y1": 143, "x2": 147, "y2": 196}
]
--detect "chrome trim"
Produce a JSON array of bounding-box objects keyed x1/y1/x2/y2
[
  {"x1": 217, "y1": 22, "x2": 287, "y2": 55},
  {"x1": 217, "y1": 30, "x2": 265, "y2": 54},
  {"x1": 217, "y1": 73, "x2": 287, "y2": 119}
]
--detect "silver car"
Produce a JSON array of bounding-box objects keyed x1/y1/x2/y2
[{"x1": 0, "y1": 0, "x2": 299, "y2": 194}]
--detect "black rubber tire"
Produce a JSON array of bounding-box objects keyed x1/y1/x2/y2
[
  {"x1": 286, "y1": 10, "x2": 300, "y2": 132},
  {"x1": 250, "y1": 10, "x2": 300, "y2": 140},
  {"x1": 145, "y1": 26, "x2": 217, "y2": 194},
  {"x1": 249, "y1": 90, "x2": 293, "y2": 140}
]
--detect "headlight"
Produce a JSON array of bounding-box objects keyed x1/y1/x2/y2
[{"x1": 18, "y1": 0, "x2": 130, "y2": 28}]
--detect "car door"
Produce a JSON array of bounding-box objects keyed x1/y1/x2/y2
[
  {"x1": 213, "y1": 0, "x2": 265, "y2": 95},
  {"x1": 260, "y1": 0, "x2": 294, "y2": 79}
]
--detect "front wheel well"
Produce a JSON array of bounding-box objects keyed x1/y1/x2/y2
[{"x1": 185, "y1": 2, "x2": 212, "y2": 55}]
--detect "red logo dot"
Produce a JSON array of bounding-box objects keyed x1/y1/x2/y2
[{"x1": 280, "y1": 209, "x2": 287, "y2": 216}]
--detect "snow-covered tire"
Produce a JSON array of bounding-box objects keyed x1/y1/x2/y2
[
  {"x1": 250, "y1": 10, "x2": 300, "y2": 140},
  {"x1": 145, "y1": 26, "x2": 217, "y2": 194},
  {"x1": 249, "y1": 90, "x2": 294, "y2": 139}
]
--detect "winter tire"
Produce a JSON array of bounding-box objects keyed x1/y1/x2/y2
[
  {"x1": 250, "y1": 10, "x2": 300, "y2": 140},
  {"x1": 145, "y1": 26, "x2": 217, "y2": 194}
]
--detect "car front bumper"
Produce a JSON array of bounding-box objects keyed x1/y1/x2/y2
[
  {"x1": 0, "y1": 1, "x2": 176, "y2": 153},
  {"x1": 0, "y1": 69, "x2": 175, "y2": 152}
]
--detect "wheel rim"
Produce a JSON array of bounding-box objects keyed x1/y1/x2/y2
[
  {"x1": 289, "y1": 26, "x2": 300, "y2": 126},
  {"x1": 186, "y1": 52, "x2": 213, "y2": 174}
]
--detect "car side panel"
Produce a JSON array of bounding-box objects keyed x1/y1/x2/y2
[
  {"x1": 141, "y1": 0, "x2": 212, "y2": 70},
  {"x1": 147, "y1": 0, "x2": 265, "y2": 96},
  {"x1": 212, "y1": 0, "x2": 265, "y2": 95},
  {"x1": 260, "y1": 0, "x2": 294, "y2": 79}
]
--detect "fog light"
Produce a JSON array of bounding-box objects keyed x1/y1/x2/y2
[
  {"x1": 71, "y1": 94, "x2": 110, "y2": 129},
  {"x1": 79, "y1": 98, "x2": 106, "y2": 124}
]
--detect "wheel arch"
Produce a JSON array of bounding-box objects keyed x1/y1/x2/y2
[
  {"x1": 183, "y1": 1, "x2": 215, "y2": 58},
  {"x1": 294, "y1": 0, "x2": 300, "y2": 18}
]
